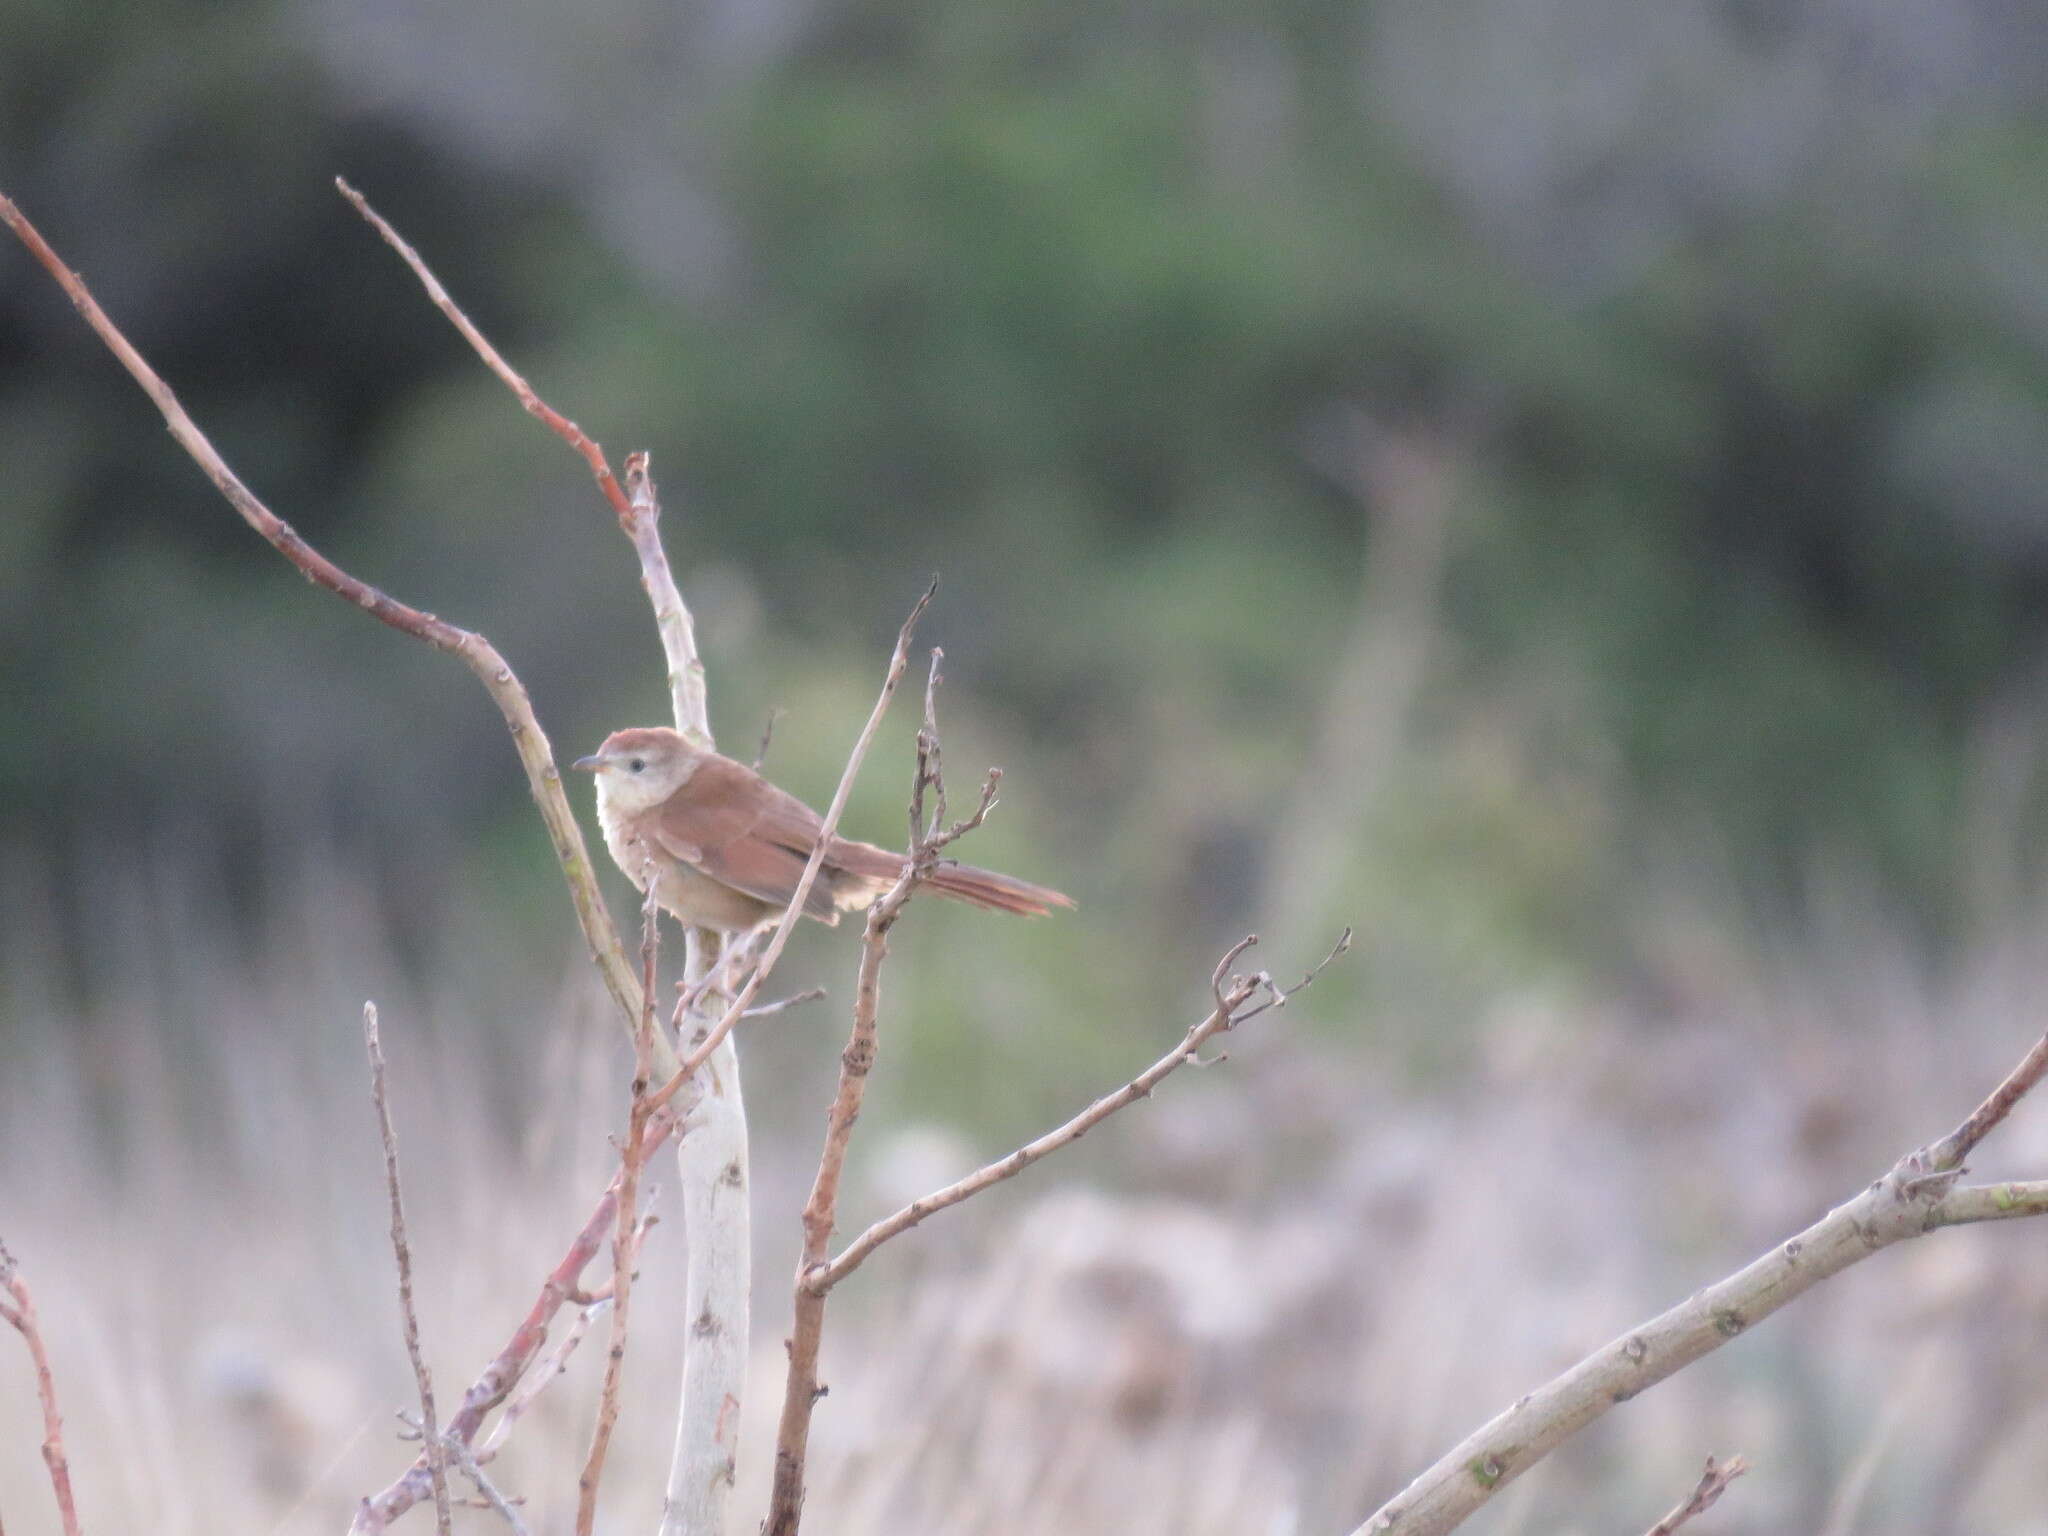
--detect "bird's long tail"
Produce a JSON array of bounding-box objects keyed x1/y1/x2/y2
[
  {"x1": 924, "y1": 861, "x2": 1075, "y2": 916},
  {"x1": 828, "y1": 839, "x2": 1074, "y2": 916}
]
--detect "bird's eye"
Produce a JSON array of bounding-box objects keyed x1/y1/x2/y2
[{"x1": 628, "y1": 758, "x2": 645, "y2": 773}]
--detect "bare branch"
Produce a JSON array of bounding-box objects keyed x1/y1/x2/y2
[
  {"x1": 334, "y1": 179, "x2": 631, "y2": 524},
  {"x1": 1928, "y1": 1030, "x2": 2048, "y2": 1171},
  {"x1": 764, "y1": 654, "x2": 978, "y2": 1536},
  {"x1": 0, "y1": 1240, "x2": 83, "y2": 1536},
  {"x1": 910, "y1": 648, "x2": 947, "y2": 842},
  {"x1": 363, "y1": 1003, "x2": 452, "y2": 1536},
  {"x1": 619, "y1": 455, "x2": 713, "y2": 748},
  {"x1": 761, "y1": 681, "x2": 1272, "y2": 1535},
  {"x1": 0, "y1": 189, "x2": 664, "y2": 1072},
  {"x1": 1643, "y1": 1454, "x2": 1749, "y2": 1536},
  {"x1": 743, "y1": 988, "x2": 828, "y2": 1020},
  {"x1": 477, "y1": 1296, "x2": 608, "y2": 1461},
  {"x1": 1232, "y1": 926, "x2": 1353, "y2": 1026},
  {"x1": 1355, "y1": 1032, "x2": 2048, "y2": 1536},
  {"x1": 817, "y1": 933, "x2": 1295, "y2": 1291}
]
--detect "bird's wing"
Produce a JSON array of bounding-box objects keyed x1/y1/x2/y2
[{"x1": 647, "y1": 753, "x2": 839, "y2": 920}]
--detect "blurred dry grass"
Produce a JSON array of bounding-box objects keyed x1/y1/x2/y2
[{"x1": 7, "y1": 831, "x2": 2048, "y2": 1536}]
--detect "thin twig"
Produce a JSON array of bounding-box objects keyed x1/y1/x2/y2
[
  {"x1": 335, "y1": 179, "x2": 631, "y2": 524},
  {"x1": 817, "y1": 933, "x2": 1288, "y2": 1291},
  {"x1": 646, "y1": 580, "x2": 939, "y2": 1110},
  {"x1": 1928, "y1": 1030, "x2": 2048, "y2": 1170},
  {"x1": 1643, "y1": 1454, "x2": 1749, "y2": 1536},
  {"x1": 910, "y1": 649, "x2": 948, "y2": 843},
  {"x1": 363, "y1": 1003, "x2": 453, "y2": 1536},
  {"x1": 1356, "y1": 1035, "x2": 2048, "y2": 1536},
  {"x1": 444, "y1": 1433, "x2": 531, "y2": 1536},
  {"x1": 0, "y1": 190, "x2": 663, "y2": 1071},
  {"x1": 744, "y1": 988, "x2": 828, "y2": 1020},
  {"x1": 575, "y1": 883, "x2": 666, "y2": 1534},
  {"x1": 478, "y1": 1299, "x2": 610, "y2": 1462},
  {"x1": 0, "y1": 1240, "x2": 83, "y2": 1536}
]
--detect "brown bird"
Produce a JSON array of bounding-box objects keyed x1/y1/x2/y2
[{"x1": 573, "y1": 726, "x2": 1074, "y2": 934}]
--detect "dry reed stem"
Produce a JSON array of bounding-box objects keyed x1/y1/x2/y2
[
  {"x1": 1642, "y1": 1455, "x2": 1749, "y2": 1536},
  {"x1": 0, "y1": 1241, "x2": 83, "y2": 1536},
  {"x1": 1356, "y1": 1030, "x2": 2048, "y2": 1536},
  {"x1": 362, "y1": 1004, "x2": 453, "y2": 1536},
  {"x1": 0, "y1": 189, "x2": 664, "y2": 1076}
]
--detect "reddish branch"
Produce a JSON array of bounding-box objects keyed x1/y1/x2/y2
[
  {"x1": 574, "y1": 885, "x2": 667, "y2": 1534},
  {"x1": 350, "y1": 1111, "x2": 676, "y2": 1534},
  {"x1": 1928, "y1": 1030, "x2": 2048, "y2": 1171},
  {"x1": 760, "y1": 655, "x2": 1001, "y2": 1535},
  {"x1": 0, "y1": 1242, "x2": 83, "y2": 1536},
  {"x1": 334, "y1": 179, "x2": 631, "y2": 525}
]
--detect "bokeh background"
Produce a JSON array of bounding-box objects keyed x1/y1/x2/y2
[{"x1": 7, "y1": 1, "x2": 2048, "y2": 1531}]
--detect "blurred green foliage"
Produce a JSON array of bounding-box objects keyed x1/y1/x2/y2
[{"x1": 7, "y1": 0, "x2": 2048, "y2": 1112}]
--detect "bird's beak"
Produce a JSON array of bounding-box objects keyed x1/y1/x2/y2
[{"x1": 571, "y1": 754, "x2": 605, "y2": 772}]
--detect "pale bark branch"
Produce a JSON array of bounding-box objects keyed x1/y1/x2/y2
[
  {"x1": 1355, "y1": 1029, "x2": 2048, "y2": 1536},
  {"x1": 0, "y1": 1240, "x2": 83, "y2": 1536},
  {"x1": 597, "y1": 424, "x2": 758, "y2": 1536}
]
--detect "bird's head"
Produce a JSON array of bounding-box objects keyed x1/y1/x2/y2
[{"x1": 572, "y1": 727, "x2": 699, "y2": 813}]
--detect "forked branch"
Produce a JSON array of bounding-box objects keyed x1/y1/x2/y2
[
  {"x1": 761, "y1": 652, "x2": 1350, "y2": 1536},
  {"x1": 1355, "y1": 1030, "x2": 2048, "y2": 1536},
  {"x1": 818, "y1": 926, "x2": 1350, "y2": 1292},
  {"x1": 0, "y1": 190, "x2": 663, "y2": 1075}
]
